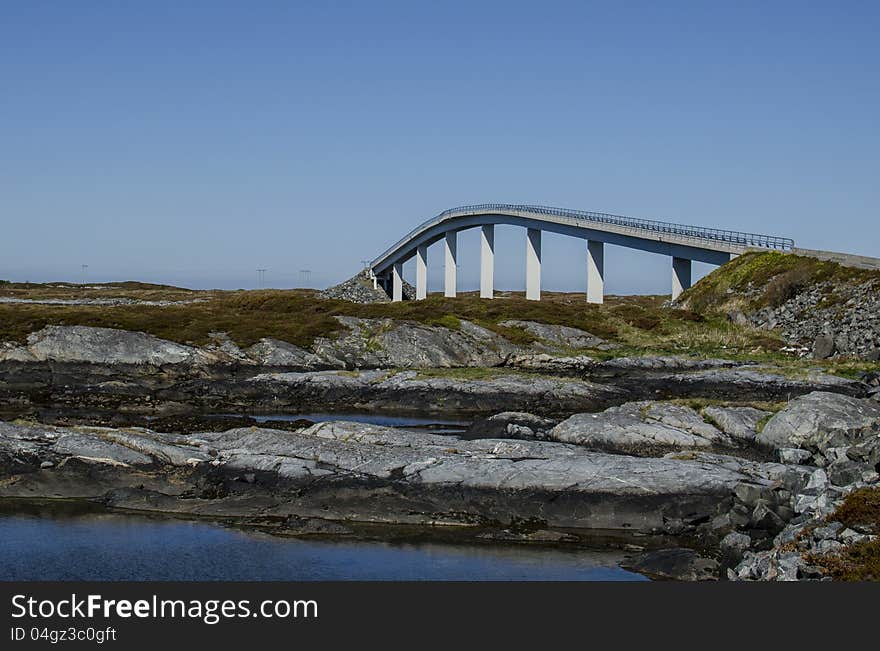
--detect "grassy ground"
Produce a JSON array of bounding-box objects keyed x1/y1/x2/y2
[
  {"x1": 0, "y1": 280, "x2": 786, "y2": 354},
  {"x1": 0, "y1": 276, "x2": 877, "y2": 377},
  {"x1": 679, "y1": 250, "x2": 880, "y2": 314}
]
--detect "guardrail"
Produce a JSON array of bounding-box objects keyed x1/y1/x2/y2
[{"x1": 373, "y1": 203, "x2": 794, "y2": 269}]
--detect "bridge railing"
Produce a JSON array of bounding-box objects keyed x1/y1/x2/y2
[{"x1": 373, "y1": 203, "x2": 794, "y2": 269}]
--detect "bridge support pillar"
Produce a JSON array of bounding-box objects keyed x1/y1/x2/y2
[
  {"x1": 415, "y1": 245, "x2": 428, "y2": 300},
  {"x1": 586, "y1": 240, "x2": 604, "y2": 304},
  {"x1": 444, "y1": 232, "x2": 457, "y2": 297},
  {"x1": 526, "y1": 228, "x2": 541, "y2": 301},
  {"x1": 480, "y1": 225, "x2": 494, "y2": 299},
  {"x1": 671, "y1": 257, "x2": 692, "y2": 300},
  {"x1": 392, "y1": 261, "x2": 404, "y2": 302}
]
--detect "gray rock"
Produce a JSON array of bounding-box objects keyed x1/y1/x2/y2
[
  {"x1": 311, "y1": 317, "x2": 517, "y2": 369},
  {"x1": 245, "y1": 338, "x2": 332, "y2": 369},
  {"x1": 52, "y1": 433, "x2": 154, "y2": 466},
  {"x1": 731, "y1": 549, "x2": 815, "y2": 581},
  {"x1": 318, "y1": 270, "x2": 397, "y2": 304},
  {"x1": 666, "y1": 367, "x2": 860, "y2": 398},
  {"x1": 815, "y1": 539, "x2": 843, "y2": 554},
  {"x1": 827, "y1": 459, "x2": 873, "y2": 487},
  {"x1": 498, "y1": 320, "x2": 606, "y2": 349},
  {"x1": 812, "y1": 522, "x2": 842, "y2": 541},
  {"x1": 244, "y1": 368, "x2": 625, "y2": 415},
  {"x1": 723, "y1": 275, "x2": 880, "y2": 361},
  {"x1": 23, "y1": 325, "x2": 210, "y2": 366},
  {"x1": 702, "y1": 406, "x2": 770, "y2": 443},
  {"x1": 720, "y1": 531, "x2": 751, "y2": 566},
  {"x1": 812, "y1": 334, "x2": 836, "y2": 360},
  {"x1": 838, "y1": 528, "x2": 869, "y2": 543},
  {"x1": 599, "y1": 357, "x2": 743, "y2": 371},
  {"x1": 550, "y1": 401, "x2": 731, "y2": 456},
  {"x1": 466, "y1": 412, "x2": 558, "y2": 441},
  {"x1": 0, "y1": 419, "x2": 790, "y2": 536},
  {"x1": 778, "y1": 448, "x2": 813, "y2": 465},
  {"x1": 624, "y1": 548, "x2": 720, "y2": 581},
  {"x1": 504, "y1": 353, "x2": 596, "y2": 372},
  {"x1": 758, "y1": 391, "x2": 880, "y2": 452}
]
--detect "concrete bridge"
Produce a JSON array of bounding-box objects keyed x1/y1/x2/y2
[{"x1": 370, "y1": 204, "x2": 794, "y2": 303}]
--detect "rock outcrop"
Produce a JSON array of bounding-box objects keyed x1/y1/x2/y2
[
  {"x1": 498, "y1": 320, "x2": 611, "y2": 350},
  {"x1": 0, "y1": 419, "x2": 797, "y2": 538},
  {"x1": 758, "y1": 392, "x2": 880, "y2": 455},
  {"x1": 702, "y1": 406, "x2": 769, "y2": 444},
  {"x1": 549, "y1": 402, "x2": 735, "y2": 456},
  {"x1": 311, "y1": 317, "x2": 517, "y2": 369},
  {"x1": 23, "y1": 325, "x2": 212, "y2": 366},
  {"x1": 245, "y1": 369, "x2": 626, "y2": 415}
]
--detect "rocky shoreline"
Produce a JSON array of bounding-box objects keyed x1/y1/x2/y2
[
  {"x1": 1, "y1": 322, "x2": 878, "y2": 580},
  {"x1": 0, "y1": 322, "x2": 865, "y2": 418}
]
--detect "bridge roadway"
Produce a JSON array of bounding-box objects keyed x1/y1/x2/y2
[{"x1": 369, "y1": 204, "x2": 794, "y2": 303}]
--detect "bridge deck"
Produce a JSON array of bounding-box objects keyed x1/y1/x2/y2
[{"x1": 371, "y1": 204, "x2": 793, "y2": 274}]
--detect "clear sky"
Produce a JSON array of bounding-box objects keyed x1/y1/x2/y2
[{"x1": 2, "y1": 1, "x2": 878, "y2": 293}]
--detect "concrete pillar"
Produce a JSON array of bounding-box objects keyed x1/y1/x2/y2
[
  {"x1": 586, "y1": 240, "x2": 604, "y2": 304},
  {"x1": 415, "y1": 245, "x2": 428, "y2": 300},
  {"x1": 526, "y1": 228, "x2": 541, "y2": 301},
  {"x1": 392, "y1": 261, "x2": 404, "y2": 302},
  {"x1": 444, "y1": 231, "x2": 457, "y2": 298},
  {"x1": 671, "y1": 256, "x2": 692, "y2": 300},
  {"x1": 480, "y1": 224, "x2": 494, "y2": 299}
]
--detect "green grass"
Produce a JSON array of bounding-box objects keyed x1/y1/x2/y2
[
  {"x1": 0, "y1": 286, "x2": 790, "y2": 357},
  {"x1": 679, "y1": 251, "x2": 880, "y2": 314},
  {"x1": 2, "y1": 280, "x2": 877, "y2": 376}
]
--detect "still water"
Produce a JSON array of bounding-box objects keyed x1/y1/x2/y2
[
  {"x1": 249, "y1": 412, "x2": 470, "y2": 428},
  {"x1": 0, "y1": 511, "x2": 646, "y2": 581}
]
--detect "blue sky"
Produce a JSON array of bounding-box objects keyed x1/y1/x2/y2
[{"x1": 2, "y1": 1, "x2": 878, "y2": 293}]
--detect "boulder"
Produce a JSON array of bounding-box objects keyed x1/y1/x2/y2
[
  {"x1": 504, "y1": 353, "x2": 596, "y2": 372},
  {"x1": 498, "y1": 320, "x2": 607, "y2": 349},
  {"x1": 778, "y1": 448, "x2": 812, "y2": 465},
  {"x1": 311, "y1": 317, "x2": 517, "y2": 368},
  {"x1": 757, "y1": 391, "x2": 880, "y2": 452},
  {"x1": 466, "y1": 412, "x2": 559, "y2": 441},
  {"x1": 720, "y1": 532, "x2": 751, "y2": 567},
  {"x1": 24, "y1": 325, "x2": 208, "y2": 366},
  {"x1": 623, "y1": 548, "x2": 720, "y2": 581},
  {"x1": 245, "y1": 338, "x2": 332, "y2": 369},
  {"x1": 702, "y1": 406, "x2": 770, "y2": 444},
  {"x1": 549, "y1": 402, "x2": 732, "y2": 456},
  {"x1": 812, "y1": 334, "x2": 836, "y2": 360}
]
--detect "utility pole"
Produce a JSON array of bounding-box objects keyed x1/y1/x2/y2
[
  {"x1": 81, "y1": 264, "x2": 89, "y2": 285},
  {"x1": 299, "y1": 269, "x2": 312, "y2": 286},
  {"x1": 256, "y1": 268, "x2": 267, "y2": 288}
]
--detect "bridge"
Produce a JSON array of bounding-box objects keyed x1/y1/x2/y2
[{"x1": 369, "y1": 204, "x2": 794, "y2": 303}]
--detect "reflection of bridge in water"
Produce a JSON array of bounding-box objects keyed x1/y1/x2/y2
[{"x1": 369, "y1": 204, "x2": 794, "y2": 303}]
